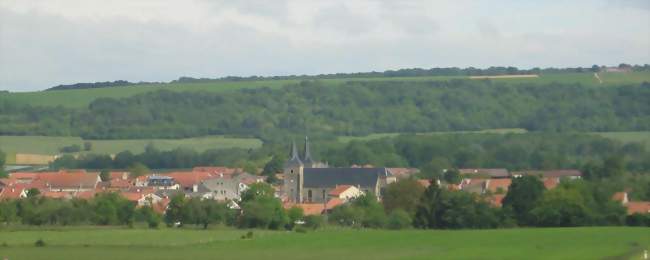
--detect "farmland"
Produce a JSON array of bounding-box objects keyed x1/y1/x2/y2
[
  {"x1": 0, "y1": 227, "x2": 647, "y2": 260},
  {"x1": 2, "y1": 71, "x2": 648, "y2": 108},
  {"x1": 0, "y1": 135, "x2": 262, "y2": 164}
]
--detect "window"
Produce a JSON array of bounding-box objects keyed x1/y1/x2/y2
[
  {"x1": 322, "y1": 189, "x2": 326, "y2": 200},
  {"x1": 308, "y1": 190, "x2": 312, "y2": 202}
]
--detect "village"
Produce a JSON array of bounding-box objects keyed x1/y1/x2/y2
[{"x1": 2, "y1": 139, "x2": 648, "y2": 218}]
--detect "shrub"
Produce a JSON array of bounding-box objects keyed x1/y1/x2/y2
[
  {"x1": 387, "y1": 209, "x2": 412, "y2": 230},
  {"x1": 295, "y1": 226, "x2": 308, "y2": 233},
  {"x1": 35, "y1": 239, "x2": 46, "y2": 247},
  {"x1": 304, "y1": 215, "x2": 325, "y2": 229}
]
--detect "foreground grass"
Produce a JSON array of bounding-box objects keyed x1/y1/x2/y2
[
  {"x1": 3, "y1": 71, "x2": 648, "y2": 108},
  {"x1": 0, "y1": 227, "x2": 647, "y2": 260}
]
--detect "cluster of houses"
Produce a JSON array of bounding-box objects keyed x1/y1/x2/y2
[
  {"x1": 1, "y1": 139, "x2": 648, "y2": 217},
  {"x1": 0, "y1": 167, "x2": 265, "y2": 213}
]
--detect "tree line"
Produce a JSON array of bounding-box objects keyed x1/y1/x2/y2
[
  {"x1": 1, "y1": 80, "x2": 649, "y2": 139},
  {"x1": 1, "y1": 178, "x2": 648, "y2": 230}
]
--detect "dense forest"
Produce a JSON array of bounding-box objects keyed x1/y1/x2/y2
[{"x1": 1, "y1": 80, "x2": 649, "y2": 140}]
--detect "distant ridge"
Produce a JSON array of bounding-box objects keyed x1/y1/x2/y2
[
  {"x1": 45, "y1": 64, "x2": 649, "y2": 91},
  {"x1": 45, "y1": 80, "x2": 158, "y2": 91}
]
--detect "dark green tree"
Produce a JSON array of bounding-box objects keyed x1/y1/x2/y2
[{"x1": 502, "y1": 175, "x2": 546, "y2": 226}]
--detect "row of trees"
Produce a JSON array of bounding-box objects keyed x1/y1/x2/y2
[
  {"x1": 1, "y1": 178, "x2": 648, "y2": 229},
  {"x1": 0, "y1": 193, "x2": 156, "y2": 227},
  {"x1": 2, "y1": 80, "x2": 649, "y2": 139}
]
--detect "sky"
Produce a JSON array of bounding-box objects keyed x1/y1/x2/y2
[{"x1": 0, "y1": 0, "x2": 648, "y2": 91}]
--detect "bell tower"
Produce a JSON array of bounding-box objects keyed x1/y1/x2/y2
[{"x1": 283, "y1": 140, "x2": 304, "y2": 203}]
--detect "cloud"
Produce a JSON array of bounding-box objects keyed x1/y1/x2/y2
[{"x1": 0, "y1": 0, "x2": 649, "y2": 91}]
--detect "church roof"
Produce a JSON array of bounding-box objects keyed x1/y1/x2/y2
[{"x1": 303, "y1": 168, "x2": 386, "y2": 188}]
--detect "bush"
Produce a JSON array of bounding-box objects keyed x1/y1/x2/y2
[
  {"x1": 304, "y1": 215, "x2": 325, "y2": 229},
  {"x1": 626, "y1": 213, "x2": 650, "y2": 227},
  {"x1": 240, "y1": 231, "x2": 254, "y2": 239},
  {"x1": 35, "y1": 239, "x2": 46, "y2": 247},
  {"x1": 387, "y1": 209, "x2": 412, "y2": 230},
  {"x1": 294, "y1": 226, "x2": 308, "y2": 233}
]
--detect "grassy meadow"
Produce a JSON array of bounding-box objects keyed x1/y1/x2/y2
[
  {"x1": 0, "y1": 227, "x2": 647, "y2": 260},
  {"x1": 0, "y1": 135, "x2": 262, "y2": 164},
  {"x1": 591, "y1": 132, "x2": 650, "y2": 146},
  {"x1": 2, "y1": 71, "x2": 648, "y2": 108},
  {"x1": 338, "y1": 128, "x2": 528, "y2": 142}
]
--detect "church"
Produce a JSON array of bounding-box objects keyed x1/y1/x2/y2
[{"x1": 283, "y1": 137, "x2": 395, "y2": 203}]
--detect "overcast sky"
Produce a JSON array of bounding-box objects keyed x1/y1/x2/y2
[{"x1": 1, "y1": 0, "x2": 648, "y2": 91}]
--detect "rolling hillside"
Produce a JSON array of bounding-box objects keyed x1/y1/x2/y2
[{"x1": 2, "y1": 71, "x2": 648, "y2": 108}]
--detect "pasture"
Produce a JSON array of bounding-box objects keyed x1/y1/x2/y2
[
  {"x1": 0, "y1": 135, "x2": 262, "y2": 164},
  {"x1": 2, "y1": 71, "x2": 648, "y2": 108},
  {"x1": 338, "y1": 128, "x2": 528, "y2": 142},
  {"x1": 0, "y1": 227, "x2": 647, "y2": 260}
]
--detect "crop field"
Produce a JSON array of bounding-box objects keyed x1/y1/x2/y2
[
  {"x1": 0, "y1": 135, "x2": 262, "y2": 164},
  {"x1": 339, "y1": 128, "x2": 528, "y2": 142},
  {"x1": 2, "y1": 71, "x2": 648, "y2": 108},
  {"x1": 0, "y1": 227, "x2": 647, "y2": 260}
]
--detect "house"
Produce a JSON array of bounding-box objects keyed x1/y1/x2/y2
[
  {"x1": 0, "y1": 183, "x2": 28, "y2": 199},
  {"x1": 283, "y1": 138, "x2": 392, "y2": 203},
  {"x1": 146, "y1": 175, "x2": 179, "y2": 190},
  {"x1": 387, "y1": 168, "x2": 420, "y2": 180},
  {"x1": 626, "y1": 202, "x2": 650, "y2": 215},
  {"x1": 34, "y1": 171, "x2": 101, "y2": 192},
  {"x1": 611, "y1": 191, "x2": 650, "y2": 215},
  {"x1": 459, "y1": 178, "x2": 487, "y2": 194},
  {"x1": 485, "y1": 179, "x2": 512, "y2": 194},
  {"x1": 328, "y1": 185, "x2": 364, "y2": 201},
  {"x1": 459, "y1": 168, "x2": 509, "y2": 179},
  {"x1": 489, "y1": 194, "x2": 506, "y2": 207},
  {"x1": 512, "y1": 170, "x2": 582, "y2": 179},
  {"x1": 542, "y1": 177, "x2": 560, "y2": 190}
]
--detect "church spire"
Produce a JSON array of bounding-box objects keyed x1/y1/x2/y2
[
  {"x1": 304, "y1": 136, "x2": 312, "y2": 161},
  {"x1": 303, "y1": 136, "x2": 315, "y2": 167},
  {"x1": 285, "y1": 140, "x2": 303, "y2": 167}
]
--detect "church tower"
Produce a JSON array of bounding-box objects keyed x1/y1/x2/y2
[
  {"x1": 303, "y1": 136, "x2": 315, "y2": 168},
  {"x1": 283, "y1": 140, "x2": 304, "y2": 203}
]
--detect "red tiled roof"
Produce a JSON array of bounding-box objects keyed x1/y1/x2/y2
[
  {"x1": 152, "y1": 198, "x2": 170, "y2": 214},
  {"x1": 612, "y1": 192, "x2": 627, "y2": 203},
  {"x1": 36, "y1": 172, "x2": 100, "y2": 189},
  {"x1": 294, "y1": 203, "x2": 325, "y2": 216},
  {"x1": 109, "y1": 179, "x2": 133, "y2": 189},
  {"x1": 487, "y1": 179, "x2": 512, "y2": 193},
  {"x1": 325, "y1": 198, "x2": 344, "y2": 209},
  {"x1": 109, "y1": 171, "x2": 130, "y2": 180},
  {"x1": 0, "y1": 184, "x2": 27, "y2": 199},
  {"x1": 8, "y1": 172, "x2": 39, "y2": 181},
  {"x1": 121, "y1": 192, "x2": 144, "y2": 202},
  {"x1": 329, "y1": 185, "x2": 353, "y2": 196},
  {"x1": 543, "y1": 177, "x2": 560, "y2": 190},
  {"x1": 418, "y1": 179, "x2": 431, "y2": 188},
  {"x1": 41, "y1": 191, "x2": 70, "y2": 199},
  {"x1": 75, "y1": 191, "x2": 96, "y2": 200},
  {"x1": 489, "y1": 194, "x2": 506, "y2": 207},
  {"x1": 626, "y1": 202, "x2": 650, "y2": 215}
]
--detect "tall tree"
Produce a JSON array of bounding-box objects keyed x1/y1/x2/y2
[
  {"x1": 383, "y1": 179, "x2": 425, "y2": 216},
  {"x1": 502, "y1": 175, "x2": 546, "y2": 226}
]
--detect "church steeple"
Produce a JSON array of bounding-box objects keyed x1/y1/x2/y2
[
  {"x1": 303, "y1": 136, "x2": 315, "y2": 168},
  {"x1": 285, "y1": 140, "x2": 303, "y2": 167}
]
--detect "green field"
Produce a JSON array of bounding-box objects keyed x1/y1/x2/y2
[
  {"x1": 0, "y1": 227, "x2": 647, "y2": 259},
  {"x1": 0, "y1": 135, "x2": 262, "y2": 164},
  {"x1": 2, "y1": 71, "x2": 648, "y2": 108},
  {"x1": 591, "y1": 132, "x2": 650, "y2": 146},
  {"x1": 339, "y1": 128, "x2": 528, "y2": 142}
]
